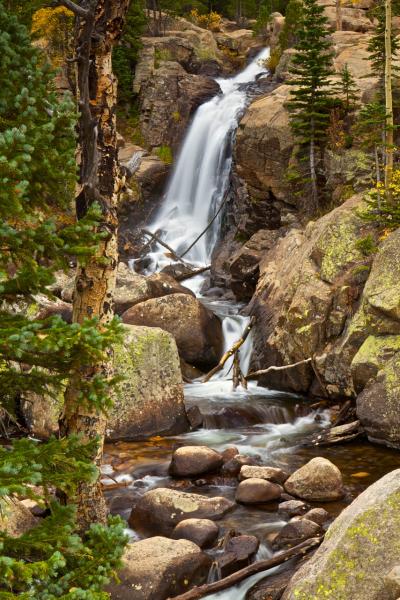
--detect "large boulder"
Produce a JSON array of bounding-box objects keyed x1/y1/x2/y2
[
  {"x1": 129, "y1": 488, "x2": 235, "y2": 536},
  {"x1": 172, "y1": 518, "x2": 219, "y2": 548},
  {"x1": 169, "y1": 446, "x2": 223, "y2": 477},
  {"x1": 108, "y1": 324, "x2": 189, "y2": 440},
  {"x1": 107, "y1": 536, "x2": 211, "y2": 600},
  {"x1": 121, "y1": 293, "x2": 223, "y2": 367},
  {"x1": 282, "y1": 469, "x2": 400, "y2": 600},
  {"x1": 236, "y1": 478, "x2": 282, "y2": 504},
  {"x1": 273, "y1": 518, "x2": 321, "y2": 549},
  {"x1": 284, "y1": 457, "x2": 344, "y2": 501},
  {"x1": 0, "y1": 497, "x2": 38, "y2": 537}
]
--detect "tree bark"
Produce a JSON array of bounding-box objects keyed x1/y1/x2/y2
[
  {"x1": 336, "y1": 0, "x2": 342, "y2": 31},
  {"x1": 384, "y1": 0, "x2": 394, "y2": 197},
  {"x1": 61, "y1": 0, "x2": 130, "y2": 530}
]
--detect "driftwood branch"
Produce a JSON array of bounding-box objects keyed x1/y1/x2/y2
[
  {"x1": 203, "y1": 317, "x2": 255, "y2": 383},
  {"x1": 168, "y1": 536, "x2": 323, "y2": 600},
  {"x1": 303, "y1": 420, "x2": 364, "y2": 447},
  {"x1": 58, "y1": 0, "x2": 90, "y2": 17},
  {"x1": 142, "y1": 229, "x2": 193, "y2": 268},
  {"x1": 246, "y1": 357, "x2": 313, "y2": 381},
  {"x1": 175, "y1": 265, "x2": 211, "y2": 281}
]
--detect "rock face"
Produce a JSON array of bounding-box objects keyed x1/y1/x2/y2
[
  {"x1": 282, "y1": 469, "x2": 400, "y2": 600},
  {"x1": 169, "y1": 446, "x2": 223, "y2": 477},
  {"x1": 284, "y1": 458, "x2": 344, "y2": 501},
  {"x1": 107, "y1": 536, "x2": 211, "y2": 600},
  {"x1": 121, "y1": 293, "x2": 223, "y2": 367},
  {"x1": 236, "y1": 478, "x2": 282, "y2": 504},
  {"x1": 108, "y1": 324, "x2": 189, "y2": 440},
  {"x1": 172, "y1": 519, "x2": 219, "y2": 548},
  {"x1": 129, "y1": 488, "x2": 235, "y2": 535}
]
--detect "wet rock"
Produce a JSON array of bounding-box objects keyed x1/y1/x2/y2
[
  {"x1": 180, "y1": 360, "x2": 204, "y2": 383},
  {"x1": 282, "y1": 469, "x2": 400, "y2": 600},
  {"x1": 106, "y1": 536, "x2": 211, "y2": 600},
  {"x1": 284, "y1": 457, "x2": 344, "y2": 502},
  {"x1": 303, "y1": 507, "x2": 330, "y2": 526},
  {"x1": 108, "y1": 324, "x2": 189, "y2": 440},
  {"x1": 222, "y1": 446, "x2": 240, "y2": 462},
  {"x1": 216, "y1": 535, "x2": 260, "y2": 578},
  {"x1": 169, "y1": 446, "x2": 223, "y2": 477},
  {"x1": 185, "y1": 405, "x2": 204, "y2": 429},
  {"x1": 273, "y1": 518, "x2": 321, "y2": 549},
  {"x1": 121, "y1": 293, "x2": 223, "y2": 368},
  {"x1": 221, "y1": 454, "x2": 258, "y2": 477},
  {"x1": 246, "y1": 567, "x2": 297, "y2": 600},
  {"x1": 240, "y1": 465, "x2": 289, "y2": 484},
  {"x1": 129, "y1": 488, "x2": 235, "y2": 536},
  {"x1": 172, "y1": 518, "x2": 219, "y2": 548},
  {"x1": 278, "y1": 500, "x2": 309, "y2": 518},
  {"x1": 236, "y1": 478, "x2": 282, "y2": 504}
]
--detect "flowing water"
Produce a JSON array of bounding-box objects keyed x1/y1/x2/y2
[{"x1": 105, "y1": 48, "x2": 400, "y2": 598}]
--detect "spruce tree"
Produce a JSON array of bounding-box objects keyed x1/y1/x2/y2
[
  {"x1": 287, "y1": 0, "x2": 334, "y2": 209},
  {"x1": 336, "y1": 64, "x2": 359, "y2": 114},
  {"x1": 0, "y1": 4, "x2": 127, "y2": 597}
]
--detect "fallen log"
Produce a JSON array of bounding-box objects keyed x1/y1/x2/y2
[
  {"x1": 167, "y1": 536, "x2": 323, "y2": 600},
  {"x1": 203, "y1": 317, "x2": 255, "y2": 383},
  {"x1": 246, "y1": 357, "x2": 313, "y2": 381},
  {"x1": 141, "y1": 228, "x2": 194, "y2": 268},
  {"x1": 175, "y1": 265, "x2": 211, "y2": 281},
  {"x1": 302, "y1": 420, "x2": 364, "y2": 447}
]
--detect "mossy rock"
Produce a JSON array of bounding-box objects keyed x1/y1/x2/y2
[
  {"x1": 282, "y1": 469, "x2": 400, "y2": 600},
  {"x1": 107, "y1": 324, "x2": 189, "y2": 441},
  {"x1": 351, "y1": 334, "x2": 400, "y2": 393}
]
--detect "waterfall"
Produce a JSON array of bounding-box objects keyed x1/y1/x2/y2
[{"x1": 146, "y1": 47, "x2": 270, "y2": 272}]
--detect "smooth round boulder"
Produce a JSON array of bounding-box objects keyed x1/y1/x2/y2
[
  {"x1": 273, "y1": 518, "x2": 321, "y2": 549},
  {"x1": 303, "y1": 507, "x2": 330, "y2": 526},
  {"x1": 235, "y1": 478, "x2": 282, "y2": 504},
  {"x1": 221, "y1": 454, "x2": 258, "y2": 476},
  {"x1": 239, "y1": 465, "x2": 289, "y2": 484},
  {"x1": 172, "y1": 518, "x2": 219, "y2": 548},
  {"x1": 121, "y1": 293, "x2": 223, "y2": 367},
  {"x1": 129, "y1": 488, "x2": 235, "y2": 536},
  {"x1": 278, "y1": 499, "x2": 309, "y2": 518},
  {"x1": 169, "y1": 446, "x2": 223, "y2": 477},
  {"x1": 284, "y1": 457, "x2": 344, "y2": 501}
]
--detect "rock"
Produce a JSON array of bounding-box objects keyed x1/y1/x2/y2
[
  {"x1": 278, "y1": 500, "x2": 309, "y2": 517},
  {"x1": 357, "y1": 354, "x2": 400, "y2": 449},
  {"x1": 302, "y1": 507, "x2": 330, "y2": 525},
  {"x1": 21, "y1": 389, "x2": 62, "y2": 439},
  {"x1": 236, "y1": 478, "x2": 282, "y2": 504},
  {"x1": 351, "y1": 335, "x2": 400, "y2": 393},
  {"x1": 284, "y1": 457, "x2": 344, "y2": 501},
  {"x1": 321, "y1": 1, "x2": 373, "y2": 32},
  {"x1": 246, "y1": 567, "x2": 297, "y2": 600},
  {"x1": 0, "y1": 497, "x2": 38, "y2": 537},
  {"x1": 172, "y1": 519, "x2": 219, "y2": 548},
  {"x1": 215, "y1": 535, "x2": 260, "y2": 578},
  {"x1": 221, "y1": 454, "x2": 258, "y2": 476},
  {"x1": 236, "y1": 84, "x2": 293, "y2": 204},
  {"x1": 169, "y1": 446, "x2": 223, "y2": 477},
  {"x1": 36, "y1": 296, "x2": 72, "y2": 323},
  {"x1": 273, "y1": 518, "x2": 321, "y2": 549},
  {"x1": 107, "y1": 536, "x2": 211, "y2": 600},
  {"x1": 385, "y1": 566, "x2": 400, "y2": 598},
  {"x1": 282, "y1": 469, "x2": 400, "y2": 600},
  {"x1": 129, "y1": 488, "x2": 235, "y2": 536},
  {"x1": 185, "y1": 405, "x2": 204, "y2": 429},
  {"x1": 107, "y1": 324, "x2": 189, "y2": 440},
  {"x1": 121, "y1": 293, "x2": 223, "y2": 367},
  {"x1": 222, "y1": 446, "x2": 240, "y2": 462},
  {"x1": 239, "y1": 465, "x2": 288, "y2": 484}
]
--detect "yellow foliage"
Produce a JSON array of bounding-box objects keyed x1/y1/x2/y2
[
  {"x1": 189, "y1": 9, "x2": 222, "y2": 32},
  {"x1": 31, "y1": 7, "x2": 74, "y2": 65}
]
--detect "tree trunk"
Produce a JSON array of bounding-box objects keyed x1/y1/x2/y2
[
  {"x1": 336, "y1": 0, "x2": 342, "y2": 30},
  {"x1": 309, "y1": 117, "x2": 318, "y2": 210},
  {"x1": 384, "y1": 0, "x2": 394, "y2": 197},
  {"x1": 61, "y1": 0, "x2": 130, "y2": 530}
]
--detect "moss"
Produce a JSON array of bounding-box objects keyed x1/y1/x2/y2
[
  {"x1": 154, "y1": 145, "x2": 173, "y2": 164},
  {"x1": 154, "y1": 47, "x2": 173, "y2": 68},
  {"x1": 352, "y1": 335, "x2": 400, "y2": 372},
  {"x1": 195, "y1": 45, "x2": 217, "y2": 61},
  {"x1": 355, "y1": 235, "x2": 378, "y2": 256}
]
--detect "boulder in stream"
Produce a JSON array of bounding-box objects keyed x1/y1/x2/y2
[
  {"x1": 216, "y1": 534, "x2": 260, "y2": 578},
  {"x1": 282, "y1": 469, "x2": 400, "y2": 600},
  {"x1": 121, "y1": 293, "x2": 223, "y2": 367},
  {"x1": 284, "y1": 457, "x2": 344, "y2": 501},
  {"x1": 172, "y1": 518, "x2": 219, "y2": 548},
  {"x1": 272, "y1": 518, "x2": 322, "y2": 549},
  {"x1": 278, "y1": 499, "x2": 309, "y2": 517},
  {"x1": 235, "y1": 478, "x2": 282, "y2": 504},
  {"x1": 169, "y1": 446, "x2": 224, "y2": 477},
  {"x1": 240, "y1": 465, "x2": 289, "y2": 484},
  {"x1": 106, "y1": 536, "x2": 211, "y2": 600},
  {"x1": 129, "y1": 488, "x2": 235, "y2": 535}
]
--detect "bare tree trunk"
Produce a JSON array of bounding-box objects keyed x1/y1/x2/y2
[
  {"x1": 375, "y1": 144, "x2": 382, "y2": 209},
  {"x1": 336, "y1": 0, "x2": 342, "y2": 30},
  {"x1": 60, "y1": 0, "x2": 130, "y2": 530},
  {"x1": 385, "y1": 0, "x2": 394, "y2": 197},
  {"x1": 310, "y1": 117, "x2": 318, "y2": 210}
]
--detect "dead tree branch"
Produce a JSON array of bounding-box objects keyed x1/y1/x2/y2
[
  {"x1": 141, "y1": 229, "x2": 194, "y2": 268},
  {"x1": 175, "y1": 265, "x2": 211, "y2": 281},
  {"x1": 246, "y1": 357, "x2": 313, "y2": 381},
  {"x1": 58, "y1": 0, "x2": 90, "y2": 17},
  {"x1": 167, "y1": 536, "x2": 323, "y2": 600},
  {"x1": 203, "y1": 317, "x2": 255, "y2": 383}
]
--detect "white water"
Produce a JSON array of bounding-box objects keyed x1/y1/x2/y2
[{"x1": 146, "y1": 47, "x2": 270, "y2": 273}]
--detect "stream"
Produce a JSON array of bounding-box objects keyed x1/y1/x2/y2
[{"x1": 105, "y1": 48, "x2": 400, "y2": 598}]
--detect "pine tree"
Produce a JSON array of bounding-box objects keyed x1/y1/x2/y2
[
  {"x1": 336, "y1": 63, "x2": 359, "y2": 114},
  {"x1": 287, "y1": 0, "x2": 335, "y2": 209},
  {"x1": 0, "y1": 4, "x2": 127, "y2": 597}
]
